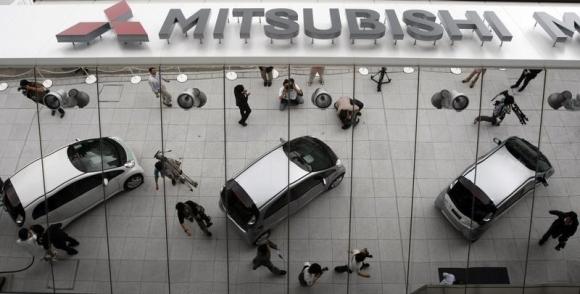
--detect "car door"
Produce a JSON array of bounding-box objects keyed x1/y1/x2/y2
[
  {"x1": 261, "y1": 192, "x2": 292, "y2": 231},
  {"x1": 32, "y1": 174, "x2": 104, "y2": 224},
  {"x1": 290, "y1": 174, "x2": 327, "y2": 212},
  {"x1": 103, "y1": 169, "x2": 124, "y2": 198}
]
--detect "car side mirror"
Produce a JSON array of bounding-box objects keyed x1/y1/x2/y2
[
  {"x1": 103, "y1": 178, "x2": 109, "y2": 186},
  {"x1": 492, "y1": 138, "x2": 502, "y2": 145},
  {"x1": 279, "y1": 138, "x2": 287, "y2": 143},
  {"x1": 75, "y1": 138, "x2": 80, "y2": 142}
]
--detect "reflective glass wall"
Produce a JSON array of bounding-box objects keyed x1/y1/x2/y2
[{"x1": 0, "y1": 65, "x2": 579, "y2": 294}]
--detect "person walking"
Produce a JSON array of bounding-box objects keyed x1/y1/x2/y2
[
  {"x1": 234, "y1": 84, "x2": 251, "y2": 126},
  {"x1": 148, "y1": 67, "x2": 172, "y2": 107},
  {"x1": 298, "y1": 262, "x2": 328, "y2": 287},
  {"x1": 278, "y1": 78, "x2": 304, "y2": 111},
  {"x1": 252, "y1": 240, "x2": 287, "y2": 276},
  {"x1": 40, "y1": 224, "x2": 80, "y2": 257},
  {"x1": 334, "y1": 248, "x2": 372, "y2": 278},
  {"x1": 511, "y1": 69, "x2": 542, "y2": 92},
  {"x1": 258, "y1": 66, "x2": 274, "y2": 87},
  {"x1": 308, "y1": 65, "x2": 325, "y2": 86},
  {"x1": 462, "y1": 68, "x2": 486, "y2": 88},
  {"x1": 473, "y1": 90, "x2": 514, "y2": 126},
  {"x1": 539, "y1": 210, "x2": 578, "y2": 251},
  {"x1": 18, "y1": 79, "x2": 65, "y2": 118},
  {"x1": 176, "y1": 201, "x2": 213, "y2": 237}
]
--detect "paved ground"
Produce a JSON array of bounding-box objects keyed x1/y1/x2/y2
[{"x1": 0, "y1": 66, "x2": 578, "y2": 294}]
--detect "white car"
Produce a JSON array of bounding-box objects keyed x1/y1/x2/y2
[{"x1": 1, "y1": 137, "x2": 144, "y2": 227}]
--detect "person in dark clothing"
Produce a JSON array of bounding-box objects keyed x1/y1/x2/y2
[
  {"x1": 176, "y1": 201, "x2": 212, "y2": 237},
  {"x1": 511, "y1": 69, "x2": 542, "y2": 92},
  {"x1": 18, "y1": 79, "x2": 65, "y2": 118},
  {"x1": 258, "y1": 66, "x2": 274, "y2": 87},
  {"x1": 234, "y1": 84, "x2": 251, "y2": 126},
  {"x1": 299, "y1": 262, "x2": 328, "y2": 287},
  {"x1": 473, "y1": 90, "x2": 514, "y2": 126},
  {"x1": 252, "y1": 240, "x2": 287, "y2": 276},
  {"x1": 539, "y1": 210, "x2": 578, "y2": 251},
  {"x1": 41, "y1": 224, "x2": 79, "y2": 256}
]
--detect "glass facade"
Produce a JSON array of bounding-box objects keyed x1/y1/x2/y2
[{"x1": 0, "y1": 65, "x2": 579, "y2": 294}]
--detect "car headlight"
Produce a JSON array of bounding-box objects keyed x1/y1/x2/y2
[
  {"x1": 124, "y1": 160, "x2": 135, "y2": 168},
  {"x1": 248, "y1": 215, "x2": 256, "y2": 226},
  {"x1": 336, "y1": 159, "x2": 342, "y2": 166},
  {"x1": 15, "y1": 214, "x2": 24, "y2": 226}
]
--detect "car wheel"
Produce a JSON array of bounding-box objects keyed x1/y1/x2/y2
[
  {"x1": 328, "y1": 173, "x2": 345, "y2": 190},
  {"x1": 253, "y1": 230, "x2": 271, "y2": 245},
  {"x1": 124, "y1": 174, "x2": 144, "y2": 191}
]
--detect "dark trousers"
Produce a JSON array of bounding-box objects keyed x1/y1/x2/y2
[
  {"x1": 238, "y1": 104, "x2": 251, "y2": 123},
  {"x1": 540, "y1": 225, "x2": 562, "y2": 243},
  {"x1": 474, "y1": 115, "x2": 500, "y2": 125},
  {"x1": 253, "y1": 257, "x2": 284, "y2": 275},
  {"x1": 193, "y1": 213, "x2": 212, "y2": 236},
  {"x1": 512, "y1": 71, "x2": 534, "y2": 91},
  {"x1": 52, "y1": 235, "x2": 79, "y2": 255}
]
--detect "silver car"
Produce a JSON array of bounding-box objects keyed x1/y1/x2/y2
[
  {"x1": 1, "y1": 137, "x2": 144, "y2": 228},
  {"x1": 220, "y1": 136, "x2": 346, "y2": 244},
  {"x1": 435, "y1": 136, "x2": 554, "y2": 241}
]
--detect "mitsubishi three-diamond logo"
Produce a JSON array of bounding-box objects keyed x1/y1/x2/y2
[{"x1": 56, "y1": 0, "x2": 148, "y2": 45}]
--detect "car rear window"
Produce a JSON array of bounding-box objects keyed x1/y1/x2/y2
[
  {"x1": 448, "y1": 177, "x2": 497, "y2": 224},
  {"x1": 221, "y1": 181, "x2": 258, "y2": 230},
  {"x1": 67, "y1": 138, "x2": 126, "y2": 172},
  {"x1": 283, "y1": 137, "x2": 337, "y2": 172},
  {"x1": 505, "y1": 137, "x2": 551, "y2": 172}
]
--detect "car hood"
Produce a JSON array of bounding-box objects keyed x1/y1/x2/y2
[
  {"x1": 10, "y1": 147, "x2": 84, "y2": 208},
  {"x1": 235, "y1": 147, "x2": 309, "y2": 208},
  {"x1": 464, "y1": 146, "x2": 535, "y2": 205}
]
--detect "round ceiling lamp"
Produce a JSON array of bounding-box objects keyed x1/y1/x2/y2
[
  {"x1": 450, "y1": 68, "x2": 462, "y2": 75},
  {"x1": 130, "y1": 75, "x2": 141, "y2": 84},
  {"x1": 42, "y1": 79, "x2": 53, "y2": 88},
  {"x1": 403, "y1": 67, "x2": 415, "y2": 74},
  {"x1": 85, "y1": 74, "x2": 97, "y2": 84},
  {"x1": 226, "y1": 71, "x2": 238, "y2": 81},
  {"x1": 358, "y1": 67, "x2": 369, "y2": 75},
  {"x1": 0, "y1": 82, "x2": 8, "y2": 91}
]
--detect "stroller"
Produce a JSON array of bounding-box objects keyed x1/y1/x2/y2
[{"x1": 154, "y1": 150, "x2": 198, "y2": 191}]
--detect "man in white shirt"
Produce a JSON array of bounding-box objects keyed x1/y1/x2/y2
[
  {"x1": 148, "y1": 67, "x2": 172, "y2": 107},
  {"x1": 278, "y1": 78, "x2": 304, "y2": 111}
]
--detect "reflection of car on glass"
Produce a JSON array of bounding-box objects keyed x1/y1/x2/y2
[
  {"x1": 220, "y1": 136, "x2": 345, "y2": 244},
  {"x1": 1, "y1": 137, "x2": 144, "y2": 228},
  {"x1": 435, "y1": 136, "x2": 554, "y2": 241}
]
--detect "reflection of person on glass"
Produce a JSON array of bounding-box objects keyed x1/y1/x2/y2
[
  {"x1": 539, "y1": 210, "x2": 578, "y2": 251},
  {"x1": 148, "y1": 67, "x2": 172, "y2": 107},
  {"x1": 511, "y1": 69, "x2": 542, "y2": 92},
  {"x1": 252, "y1": 240, "x2": 287, "y2": 276},
  {"x1": 18, "y1": 79, "x2": 65, "y2": 118},
  {"x1": 473, "y1": 90, "x2": 514, "y2": 126},
  {"x1": 278, "y1": 78, "x2": 303, "y2": 111},
  {"x1": 176, "y1": 201, "x2": 212, "y2": 237},
  {"x1": 462, "y1": 68, "x2": 486, "y2": 88},
  {"x1": 234, "y1": 84, "x2": 251, "y2": 126}
]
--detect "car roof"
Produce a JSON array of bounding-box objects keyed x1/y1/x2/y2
[
  {"x1": 464, "y1": 146, "x2": 535, "y2": 205},
  {"x1": 235, "y1": 146, "x2": 309, "y2": 208},
  {"x1": 10, "y1": 146, "x2": 84, "y2": 208}
]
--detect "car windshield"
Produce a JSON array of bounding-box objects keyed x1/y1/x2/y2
[
  {"x1": 221, "y1": 182, "x2": 258, "y2": 230},
  {"x1": 283, "y1": 137, "x2": 336, "y2": 172},
  {"x1": 504, "y1": 137, "x2": 551, "y2": 172},
  {"x1": 67, "y1": 138, "x2": 126, "y2": 172},
  {"x1": 448, "y1": 177, "x2": 497, "y2": 224}
]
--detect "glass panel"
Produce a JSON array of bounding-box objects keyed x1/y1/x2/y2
[
  {"x1": 469, "y1": 68, "x2": 544, "y2": 289},
  {"x1": 288, "y1": 65, "x2": 352, "y2": 293},
  {"x1": 225, "y1": 65, "x2": 290, "y2": 294},
  {"x1": 349, "y1": 65, "x2": 418, "y2": 294},
  {"x1": 0, "y1": 67, "x2": 51, "y2": 293},
  {"x1": 33, "y1": 66, "x2": 111, "y2": 293},
  {"x1": 523, "y1": 68, "x2": 578, "y2": 290},
  {"x1": 160, "y1": 65, "x2": 227, "y2": 294},
  {"x1": 407, "y1": 66, "x2": 482, "y2": 293},
  {"x1": 97, "y1": 65, "x2": 168, "y2": 294}
]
